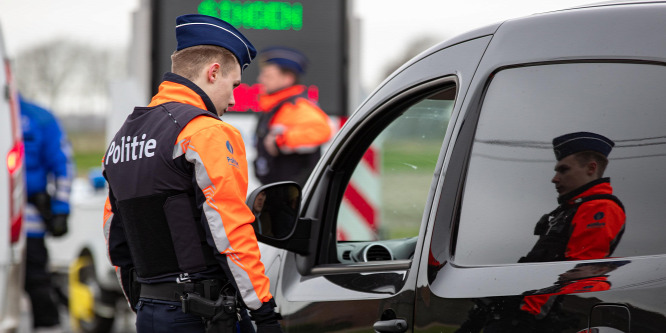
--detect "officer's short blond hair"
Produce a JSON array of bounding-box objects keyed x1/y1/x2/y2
[
  {"x1": 574, "y1": 151, "x2": 609, "y2": 178},
  {"x1": 171, "y1": 45, "x2": 238, "y2": 81}
]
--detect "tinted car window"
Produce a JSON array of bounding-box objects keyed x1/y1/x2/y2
[
  {"x1": 455, "y1": 62, "x2": 666, "y2": 266},
  {"x1": 336, "y1": 87, "x2": 454, "y2": 260}
]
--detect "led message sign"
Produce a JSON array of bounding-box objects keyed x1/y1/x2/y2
[
  {"x1": 198, "y1": 0, "x2": 303, "y2": 30},
  {"x1": 151, "y1": 0, "x2": 347, "y2": 116}
]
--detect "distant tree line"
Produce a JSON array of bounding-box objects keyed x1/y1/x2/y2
[
  {"x1": 11, "y1": 36, "x2": 438, "y2": 120},
  {"x1": 12, "y1": 40, "x2": 126, "y2": 117}
]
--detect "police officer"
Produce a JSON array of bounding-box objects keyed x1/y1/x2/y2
[
  {"x1": 103, "y1": 14, "x2": 282, "y2": 333},
  {"x1": 253, "y1": 46, "x2": 332, "y2": 186},
  {"x1": 520, "y1": 131, "x2": 626, "y2": 262},
  {"x1": 20, "y1": 95, "x2": 73, "y2": 332},
  {"x1": 460, "y1": 133, "x2": 627, "y2": 333}
]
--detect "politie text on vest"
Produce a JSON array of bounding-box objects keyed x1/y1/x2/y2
[{"x1": 105, "y1": 134, "x2": 157, "y2": 165}]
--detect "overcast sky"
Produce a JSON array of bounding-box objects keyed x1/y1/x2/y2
[{"x1": 0, "y1": 0, "x2": 598, "y2": 90}]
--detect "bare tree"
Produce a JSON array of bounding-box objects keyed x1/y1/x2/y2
[{"x1": 13, "y1": 40, "x2": 125, "y2": 115}]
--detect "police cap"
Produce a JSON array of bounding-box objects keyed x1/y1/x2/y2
[
  {"x1": 260, "y1": 46, "x2": 308, "y2": 75},
  {"x1": 552, "y1": 132, "x2": 615, "y2": 161},
  {"x1": 175, "y1": 14, "x2": 257, "y2": 72}
]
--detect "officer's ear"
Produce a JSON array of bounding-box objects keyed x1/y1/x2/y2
[
  {"x1": 283, "y1": 69, "x2": 298, "y2": 86},
  {"x1": 207, "y1": 63, "x2": 221, "y2": 83},
  {"x1": 586, "y1": 160, "x2": 599, "y2": 177}
]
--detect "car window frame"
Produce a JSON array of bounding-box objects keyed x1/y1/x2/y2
[{"x1": 304, "y1": 77, "x2": 459, "y2": 275}]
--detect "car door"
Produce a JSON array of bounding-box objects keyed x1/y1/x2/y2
[
  {"x1": 414, "y1": 4, "x2": 666, "y2": 332},
  {"x1": 417, "y1": 60, "x2": 666, "y2": 333},
  {"x1": 260, "y1": 34, "x2": 495, "y2": 333}
]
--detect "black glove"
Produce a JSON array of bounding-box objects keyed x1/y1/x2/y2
[
  {"x1": 48, "y1": 214, "x2": 69, "y2": 237},
  {"x1": 238, "y1": 308, "x2": 256, "y2": 333},
  {"x1": 250, "y1": 299, "x2": 284, "y2": 333},
  {"x1": 256, "y1": 323, "x2": 283, "y2": 333},
  {"x1": 29, "y1": 192, "x2": 53, "y2": 222}
]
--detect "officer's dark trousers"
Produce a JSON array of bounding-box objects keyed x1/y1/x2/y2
[
  {"x1": 25, "y1": 237, "x2": 60, "y2": 328},
  {"x1": 135, "y1": 298, "x2": 206, "y2": 333}
]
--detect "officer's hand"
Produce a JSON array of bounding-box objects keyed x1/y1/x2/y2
[
  {"x1": 263, "y1": 134, "x2": 279, "y2": 157},
  {"x1": 251, "y1": 299, "x2": 284, "y2": 333},
  {"x1": 48, "y1": 214, "x2": 69, "y2": 237}
]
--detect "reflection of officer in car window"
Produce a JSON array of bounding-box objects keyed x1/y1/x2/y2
[
  {"x1": 470, "y1": 261, "x2": 631, "y2": 333},
  {"x1": 456, "y1": 133, "x2": 628, "y2": 333},
  {"x1": 520, "y1": 261, "x2": 630, "y2": 319},
  {"x1": 520, "y1": 132, "x2": 626, "y2": 263},
  {"x1": 252, "y1": 191, "x2": 269, "y2": 234}
]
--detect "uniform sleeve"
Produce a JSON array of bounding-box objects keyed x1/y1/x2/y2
[
  {"x1": 272, "y1": 98, "x2": 332, "y2": 152},
  {"x1": 102, "y1": 184, "x2": 134, "y2": 306},
  {"x1": 42, "y1": 112, "x2": 74, "y2": 214},
  {"x1": 565, "y1": 200, "x2": 626, "y2": 260},
  {"x1": 521, "y1": 279, "x2": 610, "y2": 317},
  {"x1": 185, "y1": 122, "x2": 272, "y2": 310},
  {"x1": 521, "y1": 294, "x2": 554, "y2": 317}
]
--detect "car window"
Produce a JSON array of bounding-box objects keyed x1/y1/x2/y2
[
  {"x1": 336, "y1": 87, "x2": 454, "y2": 262},
  {"x1": 454, "y1": 62, "x2": 666, "y2": 266}
]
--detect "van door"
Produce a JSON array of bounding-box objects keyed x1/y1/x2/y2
[
  {"x1": 269, "y1": 35, "x2": 494, "y2": 332},
  {"x1": 416, "y1": 61, "x2": 666, "y2": 332}
]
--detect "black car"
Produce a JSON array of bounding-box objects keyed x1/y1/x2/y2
[{"x1": 248, "y1": 1, "x2": 666, "y2": 332}]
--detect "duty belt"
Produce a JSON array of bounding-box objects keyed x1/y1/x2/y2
[{"x1": 140, "y1": 279, "x2": 222, "y2": 302}]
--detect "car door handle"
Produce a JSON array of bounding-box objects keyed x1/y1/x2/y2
[{"x1": 373, "y1": 319, "x2": 408, "y2": 333}]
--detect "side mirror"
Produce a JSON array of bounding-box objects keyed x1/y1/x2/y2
[{"x1": 247, "y1": 182, "x2": 309, "y2": 254}]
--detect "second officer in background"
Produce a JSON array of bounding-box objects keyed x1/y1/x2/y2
[
  {"x1": 253, "y1": 47, "x2": 332, "y2": 186},
  {"x1": 103, "y1": 14, "x2": 282, "y2": 333},
  {"x1": 20, "y1": 95, "x2": 73, "y2": 333}
]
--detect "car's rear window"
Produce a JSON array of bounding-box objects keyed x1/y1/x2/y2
[{"x1": 454, "y1": 62, "x2": 666, "y2": 266}]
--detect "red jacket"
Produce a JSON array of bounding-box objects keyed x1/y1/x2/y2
[
  {"x1": 258, "y1": 85, "x2": 331, "y2": 152},
  {"x1": 520, "y1": 178, "x2": 626, "y2": 262},
  {"x1": 562, "y1": 180, "x2": 625, "y2": 260},
  {"x1": 254, "y1": 85, "x2": 332, "y2": 185},
  {"x1": 521, "y1": 276, "x2": 611, "y2": 317},
  {"x1": 518, "y1": 178, "x2": 626, "y2": 318}
]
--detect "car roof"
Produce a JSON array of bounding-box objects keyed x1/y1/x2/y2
[
  {"x1": 356, "y1": 0, "x2": 666, "y2": 121},
  {"x1": 391, "y1": 0, "x2": 666, "y2": 77},
  {"x1": 569, "y1": 0, "x2": 666, "y2": 8}
]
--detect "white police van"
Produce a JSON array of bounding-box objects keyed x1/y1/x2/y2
[
  {"x1": 248, "y1": 1, "x2": 666, "y2": 332},
  {"x1": 0, "y1": 21, "x2": 26, "y2": 333}
]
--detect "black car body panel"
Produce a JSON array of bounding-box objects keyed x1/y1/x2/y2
[{"x1": 250, "y1": 2, "x2": 666, "y2": 332}]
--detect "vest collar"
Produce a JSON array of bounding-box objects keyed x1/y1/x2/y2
[
  {"x1": 258, "y1": 85, "x2": 306, "y2": 111},
  {"x1": 558, "y1": 177, "x2": 612, "y2": 205},
  {"x1": 148, "y1": 72, "x2": 218, "y2": 116}
]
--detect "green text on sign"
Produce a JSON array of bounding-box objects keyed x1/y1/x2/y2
[{"x1": 198, "y1": 0, "x2": 303, "y2": 30}]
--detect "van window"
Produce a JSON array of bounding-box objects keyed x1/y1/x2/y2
[
  {"x1": 336, "y1": 87, "x2": 454, "y2": 261},
  {"x1": 454, "y1": 62, "x2": 666, "y2": 266}
]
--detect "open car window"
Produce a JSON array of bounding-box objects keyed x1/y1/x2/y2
[{"x1": 335, "y1": 86, "x2": 455, "y2": 263}]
